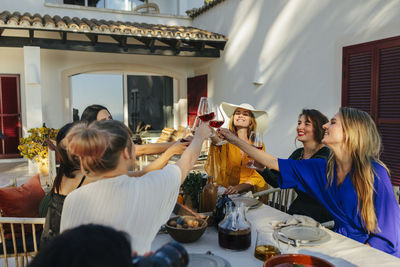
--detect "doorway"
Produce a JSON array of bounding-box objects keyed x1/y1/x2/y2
[{"x1": 0, "y1": 75, "x2": 22, "y2": 158}]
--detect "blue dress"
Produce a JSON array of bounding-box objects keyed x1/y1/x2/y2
[{"x1": 277, "y1": 158, "x2": 400, "y2": 257}]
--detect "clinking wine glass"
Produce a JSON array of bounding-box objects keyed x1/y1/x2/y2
[
  {"x1": 247, "y1": 131, "x2": 263, "y2": 169},
  {"x1": 197, "y1": 97, "x2": 215, "y2": 123},
  {"x1": 209, "y1": 104, "x2": 227, "y2": 146}
]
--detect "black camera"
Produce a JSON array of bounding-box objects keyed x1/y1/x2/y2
[{"x1": 132, "y1": 241, "x2": 188, "y2": 267}]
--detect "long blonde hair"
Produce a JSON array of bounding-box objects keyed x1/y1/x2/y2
[
  {"x1": 326, "y1": 107, "x2": 389, "y2": 233},
  {"x1": 228, "y1": 108, "x2": 257, "y2": 138}
]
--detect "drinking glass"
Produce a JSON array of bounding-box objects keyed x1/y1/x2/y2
[
  {"x1": 197, "y1": 97, "x2": 215, "y2": 123},
  {"x1": 247, "y1": 131, "x2": 263, "y2": 169},
  {"x1": 254, "y1": 229, "x2": 281, "y2": 261},
  {"x1": 209, "y1": 104, "x2": 227, "y2": 146}
]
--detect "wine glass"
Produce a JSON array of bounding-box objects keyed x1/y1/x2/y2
[
  {"x1": 197, "y1": 97, "x2": 215, "y2": 123},
  {"x1": 248, "y1": 131, "x2": 263, "y2": 169},
  {"x1": 209, "y1": 104, "x2": 227, "y2": 146}
]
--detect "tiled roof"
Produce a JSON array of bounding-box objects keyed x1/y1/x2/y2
[
  {"x1": 186, "y1": 0, "x2": 226, "y2": 18},
  {"x1": 0, "y1": 11, "x2": 227, "y2": 42}
]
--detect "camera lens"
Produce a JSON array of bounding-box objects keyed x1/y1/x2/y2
[{"x1": 132, "y1": 241, "x2": 188, "y2": 267}]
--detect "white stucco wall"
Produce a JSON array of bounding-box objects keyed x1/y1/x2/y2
[
  {"x1": 192, "y1": 0, "x2": 400, "y2": 157},
  {"x1": 2, "y1": 0, "x2": 192, "y2": 25}
]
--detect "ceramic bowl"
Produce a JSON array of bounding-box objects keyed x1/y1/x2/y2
[
  {"x1": 264, "y1": 254, "x2": 335, "y2": 267},
  {"x1": 165, "y1": 215, "x2": 207, "y2": 243}
]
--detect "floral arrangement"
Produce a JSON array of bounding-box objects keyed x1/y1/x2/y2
[{"x1": 18, "y1": 125, "x2": 59, "y2": 162}]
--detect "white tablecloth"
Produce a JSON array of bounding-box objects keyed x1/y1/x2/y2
[{"x1": 152, "y1": 205, "x2": 400, "y2": 267}]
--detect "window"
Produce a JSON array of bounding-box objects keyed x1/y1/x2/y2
[
  {"x1": 343, "y1": 36, "x2": 400, "y2": 186},
  {"x1": 63, "y1": 0, "x2": 146, "y2": 11},
  {"x1": 71, "y1": 73, "x2": 174, "y2": 133},
  {"x1": 127, "y1": 75, "x2": 173, "y2": 132},
  {"x1": 71, "y1": 74, "x2": 124, "y2": 122}
]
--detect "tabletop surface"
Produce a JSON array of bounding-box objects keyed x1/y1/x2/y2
[{"x1": 151, "y1": 204, "x2": 400, "y2": 267}]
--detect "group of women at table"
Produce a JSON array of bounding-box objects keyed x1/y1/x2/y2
[{"x1": 38, "y1": 102, "x2": 399, "y2": 258}]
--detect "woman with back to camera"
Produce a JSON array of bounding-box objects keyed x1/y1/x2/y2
[
  {"x1": 205, "y1": 102, "x2": 268, "y2": 194},
  {"x1": 257, "y1": 109, "x2": 332, "y2": 223},
  {"x1": 217, "y1": 107, "x2": 400, "y2": 257},
  {"x1": 60, "y1": 120, "x2": 211, "y2": 254},
  {"x1": 39, "y1": 122, "x2": 188, "y2": 248}
]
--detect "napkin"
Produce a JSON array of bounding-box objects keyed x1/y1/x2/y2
[{"x1": 270, "y1": 214, "x2": 321, "y2": 229}]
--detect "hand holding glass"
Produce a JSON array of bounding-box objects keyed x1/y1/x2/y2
[
  {"x1": 247, "y1": 131, "x2": 263, "y2": 169},
  {"x1": 209, "y1": 105, "x2": 227, "y2": 146}
]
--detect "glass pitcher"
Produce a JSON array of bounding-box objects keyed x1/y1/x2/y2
[{"x1": 218, "y1": 202, "x2": 251, "y2": 250}]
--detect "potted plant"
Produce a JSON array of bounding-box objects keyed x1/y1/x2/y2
[
  {"x1": 17, "y1": 125, "x2": 59, "y2": 175},
  {"x1": 181, "y1": 171, "x2": 204, "y2": 211}
]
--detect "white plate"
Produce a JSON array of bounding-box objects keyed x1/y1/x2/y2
[
  {"x1": 188, "y1": 253, "x2": 231, "y2": 267},
  {"x1": 276, "y1": 225, "x2": 330, "y2": 246},
  {"x1": 231, "y1": 197, "x2": 262, "y2": 209}
]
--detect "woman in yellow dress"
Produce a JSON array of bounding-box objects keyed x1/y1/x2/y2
[{"x1": 205, "y1": 102, "x2": 268, "y2": 194}]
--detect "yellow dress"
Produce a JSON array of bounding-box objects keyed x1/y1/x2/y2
[{"x1": 205, "y1": 142, "x2": 267, "y2": 192}]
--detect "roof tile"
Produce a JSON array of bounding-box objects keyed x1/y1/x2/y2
[{"x1": 0, "y1": 10, "x2": 227, "y2": 42}]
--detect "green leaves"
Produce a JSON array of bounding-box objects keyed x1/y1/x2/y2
[{"x1": 181, "y1": 172, "x2": 204, "y2": 209}]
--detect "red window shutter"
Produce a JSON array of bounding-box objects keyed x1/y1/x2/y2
[
  {"x1": 343, "y1": 49, "x2": 373, "y2": 113},
  {"x1": 343, "y1": 37, "x2": 400, "y2": 186},
  {"x1": 377, "y1": 44, "x2": 400, "y2": 186}
]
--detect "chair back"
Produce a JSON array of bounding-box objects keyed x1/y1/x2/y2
[
  {"x1": 0, "y1": 217, "x2": 45, "y2": 267},
  {"x1": 134, "y1": 3, "x2": 160, "y2": 14},
  {"x1": 254, "y1": 188, "x2": 296, "y2": 213}
]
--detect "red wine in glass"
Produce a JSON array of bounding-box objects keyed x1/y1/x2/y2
[
  {"x1": 199, "y1": 112, "x2": 215, "y2": 122},
  {"x1": 209, "y1": 120, "x2": 224, "y2": 128}
]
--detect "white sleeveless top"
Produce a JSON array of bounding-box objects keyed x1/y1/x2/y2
[{"x1": 60, "y1": 164, "x2": 181, "y2": 254}]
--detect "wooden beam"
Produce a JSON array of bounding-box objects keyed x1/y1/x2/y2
[
  {"x1": 0, "y1": 29, "x2": 4, "y2": 37},
  {"x1": 0, "y1": 36, "x2": 221, "y2": 57},
  {"x1": 133, "y1": 36, "x2": 156, "y2": 52},
  {"x1": 204, "y1": 41, "x2": 226, "y2": 50},
  {"x1": 111, "y1": 35, "x2": 127, "y2": 48},
  {"x1": 85, "y1": 33, "x2": 98, "y2": 46},
  {"x1": 29, "y1": 29, "x2": 34, "y2": 43},
  {"x1": 182, "y1": 40, "x2": 205, "y2": 51},
  {"x1": 159, "y1": 39, "x2": 182, "y2": 54},
  {"x1": 58, "y1": 32, "x2": 67, "y2": 43}
]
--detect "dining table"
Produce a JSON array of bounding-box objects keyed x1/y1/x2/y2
[{"x1": 151, "y1": 204, "x2": 400, "y2": 267}]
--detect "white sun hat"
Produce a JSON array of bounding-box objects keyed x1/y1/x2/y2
[{"x1": 221, "y1": 102, "x2": 269, "y2": 133}]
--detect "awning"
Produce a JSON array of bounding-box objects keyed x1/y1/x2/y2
[{"x1": 0, "y1": 11, "x2": 228, "y2": 57}]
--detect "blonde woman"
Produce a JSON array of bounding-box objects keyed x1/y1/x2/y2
[
  {"x1": 217, "y1": 107, "x2": 399, "y2": 257},
  {"x1": 205, "y1": 102, "x2": 268, "y2": 194}
]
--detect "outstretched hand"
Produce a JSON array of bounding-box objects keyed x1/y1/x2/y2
[
  {"x1": 216, "y1": 128, "x2": 237, "y2": 142},
  {"x1": 194, "y1": 123, "x2": 212, "y2": 140},
  {"x1": 167, "y1": 140, "x2": 190, "y2": 155}
]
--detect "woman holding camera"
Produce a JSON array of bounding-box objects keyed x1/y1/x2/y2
[
  {"x1": 217, "y1": 107, "x2": 399, "y2": 257},
  {"x1": 60, "y1": 120, "x2": 211, "y2": 254}
]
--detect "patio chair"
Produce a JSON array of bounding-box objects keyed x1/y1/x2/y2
[
  {"x1": 253, "y1": 188, "x2": 335, "y2": 229},
  {"x1": 0, "y1": 216, "x2": 45, "y2": 267},
  {"x1": 134, "y1": 2, "x2": 160, "y2": 14},
  {"x1": 253, "y1": 187, "x2": 296, "y2": 213}
]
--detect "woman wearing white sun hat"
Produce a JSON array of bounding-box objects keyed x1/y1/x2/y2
[{"x1": 205, "y1": 102, "x2": 269, "y2": 194}]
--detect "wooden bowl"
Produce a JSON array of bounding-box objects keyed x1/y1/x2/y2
[
  {"x1": 264, "y1": 254, "x2": 335, "y2": 267},
  {"x1": 165, "y1": 216, "x2": 207, "y2": 243}
]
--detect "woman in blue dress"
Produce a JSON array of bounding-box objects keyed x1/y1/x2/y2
[{"x1": 217, "y1": 107, "x2": 400, "y2": 257}]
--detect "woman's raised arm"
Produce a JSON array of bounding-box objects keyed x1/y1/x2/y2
[{"x1": 217, "y1": 128, "x2": 279, "y2": 171}]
